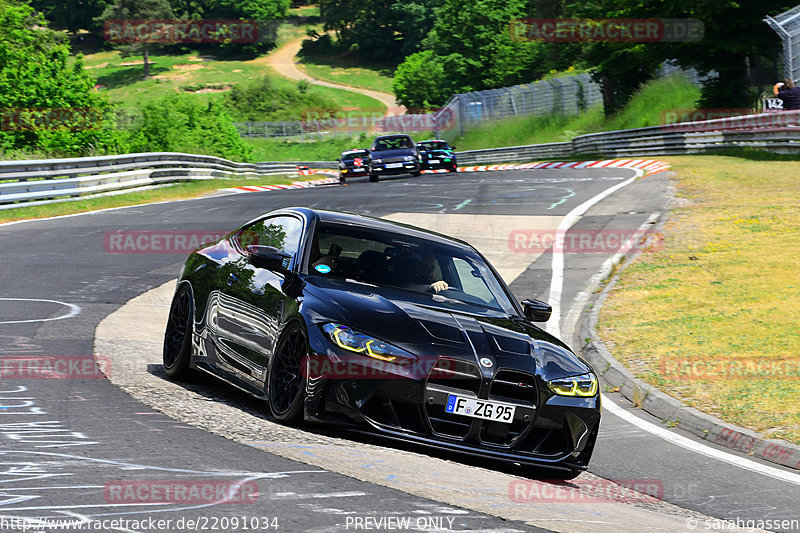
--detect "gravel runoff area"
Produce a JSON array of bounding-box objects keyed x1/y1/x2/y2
[{"x1": 93, "y1": 280, "x2": 740, "y2": 533}]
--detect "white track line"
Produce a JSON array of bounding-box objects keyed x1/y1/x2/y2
[
  {"x1": 546, "y1": 168, "x2": 800, "y2": 484},
  {"x1": 602, "y1": 397, "x2": 800, "y2": 486},
  {"x1": 545, "y1": 169, "x2": 644, "y2": 338}
]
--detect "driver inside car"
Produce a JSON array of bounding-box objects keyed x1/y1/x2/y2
[{"x1": 405, "y1": 252, "x2": 449, "y2": 293}]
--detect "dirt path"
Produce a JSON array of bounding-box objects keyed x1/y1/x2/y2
[{"x1": 259, "y1": 37, "x2": 405, "y2": 116}]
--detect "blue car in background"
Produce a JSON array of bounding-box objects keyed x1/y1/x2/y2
[{"x1": 368, "y1": 134, "x2": 421, "y2": 182}]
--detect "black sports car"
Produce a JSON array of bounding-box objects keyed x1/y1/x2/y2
[
  {"x1": 367, "y1": 134, "x2": 421, "y2": 182},
  {"x1": 163, "y1": 207, "x2": 600, "y2": 477},
  {"x1": 418, "y1": 140, "x2": 458, "y2": 172},
  {"x1": 337, "y1": 149, "x2": 370, "y2": 182}
]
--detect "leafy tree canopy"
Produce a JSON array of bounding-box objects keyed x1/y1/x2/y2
[{"x1": 0, "y1": 0, "x2": 121, "y2": 154}]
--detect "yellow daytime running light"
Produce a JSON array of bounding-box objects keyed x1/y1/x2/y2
[
  {"x1": 332, "y1": 328, "x2": 365, "y2": 353},
  {"x1": 548, "y1": 374, "x2": 598, "y2": 397},
  {"x1": 365, "y1": 340, "x2": 396, "y2": 362},
  {"x1": 325, "y1": 324, "x2": 401, "y2": 363}
]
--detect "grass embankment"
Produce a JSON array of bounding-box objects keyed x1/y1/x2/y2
[
  {"x1": 0, "y1": 174, "x2": 314, "y2": 224},
  {"x1": 451, "y1": 76, "x2": 701, "y2": 149},
  {"x1": 82, "y1": 51, "x2": 385, "y2": 115},
  {"x1": 599, "y1": 156, "x2": 800, "y2": 444},
  {"x1": 297, "y1": 56, "x2": 395, "y2": 94}
]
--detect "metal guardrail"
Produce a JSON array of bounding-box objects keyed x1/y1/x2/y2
[
  {"x1": 2, "y1": 111, "x2": 797, "y2": 209},
  {"x1": 456, "y1": 110, "x2": 800, "y2": 164},
  {"x1": 0, "y1": 152, "x2": 299, "y2": 209}
]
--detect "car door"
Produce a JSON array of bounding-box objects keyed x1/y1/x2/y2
[{"x1": 210, "y1": 214, "x2": 304, "y2": 389}]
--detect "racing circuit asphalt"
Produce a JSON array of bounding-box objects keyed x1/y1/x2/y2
[{"x1": 0, "y1": 168, "x2": 798, "y2": 532}]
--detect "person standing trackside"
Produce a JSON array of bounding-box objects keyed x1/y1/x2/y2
[{"x1": 774, "y1": 78, "x2": 800, "y2": 110}]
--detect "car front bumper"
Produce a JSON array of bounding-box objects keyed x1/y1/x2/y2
[{"x1": 303, "y1": 351, "x2": 600, "y2": 470}]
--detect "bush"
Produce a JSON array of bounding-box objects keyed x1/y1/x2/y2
[
  {"x1": 128, "y1": 93, "x2": 252, "y2": 161},
  {"x1": 224, "y1": 75, "x2": 337, "y2": 121}
]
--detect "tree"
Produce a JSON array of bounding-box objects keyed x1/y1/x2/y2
[
  {"x1": 95, "y1": 0, "x2": 175, "y2": 78},
  {"x1": 564, "y1": 0, "x2": 795, "y2": 111},
  {"x1": 392, "y1": 50, "x2": 447, "y2": 109},
  {"x1": 0, "y1": 0, "x2": 122, "y2": 155},
  {"x1": 657, "y1": 1, "x2": 794, "y2": 108},
  {"x1": 392, "y1": 0, "x2": 547, "y2": 105},
  {"x1": 31, "y1": 0, "x2": 111, "y2": 32}
]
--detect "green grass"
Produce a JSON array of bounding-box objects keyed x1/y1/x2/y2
[
  {"x1": 297, "y1": 56, "x2": 395, "y2": 94},
  {"x1": 450, "y1": 75, "x2": 702, "y2": 149},
  {"x1": 81, "y1": 50, "x2": 385, "y2": 115},
  {"x1": 599, "y1": 156, "x2": 800, "y2": 444},
  {"x1": 0, "y1": 173, "x2": 316, "y2": 223},
  {"x1": 265, "y1": 67, "x2": 386, "y2": 114}
]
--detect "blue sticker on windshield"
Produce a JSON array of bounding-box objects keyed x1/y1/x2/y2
[{"x1": 315, "y1": 264, "x2": 332, "y2": 274}]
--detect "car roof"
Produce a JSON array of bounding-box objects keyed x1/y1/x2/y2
[
  {"x1": 280, "y1": 207, "x2": 473, "y2": 249},
  {"x1": 373, "y1": 134, "x2": 413, "y2": 140},
  {"x1": 419, "y1": 139, "x2": 448, "y2": 143}
]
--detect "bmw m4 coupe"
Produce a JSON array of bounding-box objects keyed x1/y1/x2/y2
[{"x1": 163, "y1": 207, "x2": 600, "y2": 477}]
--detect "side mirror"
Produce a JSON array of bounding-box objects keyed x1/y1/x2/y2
[
  {"x1": 521, "y1": 299, "x2": 552, "y2": 322},
  {"x1": 336, "y1": 158, "x2": 341, "y2": 162},
  {"x1": 246, "y1": 245, "x2": 292, "y2": 272},
  {"x1": 451, "y1": 145, "x2": 457, "y2": 150}
]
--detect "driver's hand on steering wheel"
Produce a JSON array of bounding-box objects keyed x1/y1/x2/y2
[{"x1": 429, "y1": 281, "x2": 449, "y2": 293}]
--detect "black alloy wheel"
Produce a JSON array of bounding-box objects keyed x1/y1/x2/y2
[
  {"x1": 163, "y1": 286, "x2": 193, "y2": 380},
  {"x1": 267, "y1": 324, "x2": 307, "y2": 423}
]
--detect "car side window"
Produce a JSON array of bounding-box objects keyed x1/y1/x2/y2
[{"x1": 237, "y1": 216, "x2": 303, "y2": 258}]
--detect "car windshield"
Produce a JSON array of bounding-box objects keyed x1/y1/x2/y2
[
  {"x1": 420, "y1": 142, "x2": 450, "y2": 151},
  {"x1": 308, "y1": 222, "x2": 517, "y2": 315},
  {"x1": 341, "y1": 150, "x2": 369, "y2": 160},
  {"x1": 373, "y1": 137, "x2": 412, "y2": 151}
]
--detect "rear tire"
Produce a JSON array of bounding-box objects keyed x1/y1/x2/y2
[
  {"x1": 369, "y1": 174, "x2": 379, "y2": 182},
  {"x1": 267, "y1": 323, "x2": 307, "y2": 424},
  {"x1": 163, "y1": 286, "x2": 194, "y2": 380}
]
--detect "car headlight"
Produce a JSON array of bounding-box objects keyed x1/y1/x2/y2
[
  {"x1": 547, "y1": 373, "x2": 598, "y2": 397},
  {"x1": 403, "y1": 156, "x2": 415, "y2": 162},
  {"x1": 373, "y1": 158, "x2": 382, "y2": 164},
  {"x1": 322, "y1": 323, "x2": 415, "y2": 363}
]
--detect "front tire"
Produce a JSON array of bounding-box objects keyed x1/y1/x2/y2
[
  {"x1": 527, "y1": 467, "x2": 582, "y2": 480},
  {"x1": 163, "y1": 285, "x2": 194, "y2": 380},
  {"x1": 267, "y1": 323, "x2": 307, "y2": 424},
  {"x1": 369, "y1": 173, "x2": 379, "y2": 182}
]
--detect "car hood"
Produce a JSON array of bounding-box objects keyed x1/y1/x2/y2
[
  {"x1": 423, "y1": 149, "x2": 453, "y2": 157},
  {"x1": 370, "y1": 148, "x2": 417, "y2": 159},
  {"x1": 303, "y1": 276, "x2": 590, "y2": 379}
]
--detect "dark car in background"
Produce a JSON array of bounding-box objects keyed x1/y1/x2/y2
[
  {"x1": 338, "y1": 149, "x2": 371, "y2": 182},
  {"x1": 418, "y1": 140, "x2": 458, "y2": 172},
  {"x1": 163, "y1": 207, "x2": 601, "y2": 478},
  {"x1": 368, "y1": 134, "x2": 421, "y2": 182}
]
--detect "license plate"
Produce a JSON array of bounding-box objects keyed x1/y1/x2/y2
[
  {"x1": 351, "y1": 168, "x2": 365, "y2": 172},
  {"x1": 429, "y1": 159, "x2": 440, "y2": 164},
  {"x1": 386, "y1": 163, "x2": 403, "y2": 168},
  {"x1": 445, "y1": 394, "x2": 516, "y2": 423}
]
